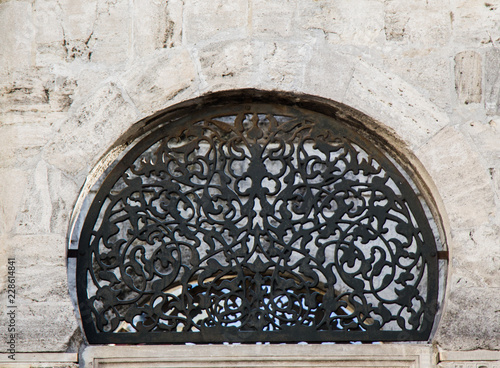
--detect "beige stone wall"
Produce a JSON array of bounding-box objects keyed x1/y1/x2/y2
[{"x1": 0, "y1": 0, "x2": 499, "y2": 363}]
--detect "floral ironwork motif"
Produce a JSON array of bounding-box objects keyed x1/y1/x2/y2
[{"x1": 77, "y1": 104, "x2": 439, "y2": 343}]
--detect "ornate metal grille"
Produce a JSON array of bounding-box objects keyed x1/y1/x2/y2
[{"x1": 76, "y1": 103, "x2": 439, "y2": 344}]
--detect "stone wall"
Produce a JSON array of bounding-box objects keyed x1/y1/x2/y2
[{"x1": 0, "y1": 0, "x2": 499, "y2": 365}]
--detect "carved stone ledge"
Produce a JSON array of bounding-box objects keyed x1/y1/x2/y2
[
  {"x1": 439, "y1": 350, "x2": 500, "y2": 368},
  {"x1": 82, "y1": 344, "x2": 436, "y2": 368}
]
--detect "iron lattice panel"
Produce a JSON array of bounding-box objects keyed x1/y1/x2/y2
[{"x1": 76, "y1": 103, "x2": 439, "y2": 344}]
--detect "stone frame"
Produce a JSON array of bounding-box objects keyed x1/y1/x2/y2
[
  {"x1": 59, "y1": 41, "x2": 496, "y2": 356},
  {"x1": 71, "y1": 92, "x2": 445, "y2": 345},
  {"x1": 81, "y1": 344, "x2": 436, "y2": 368}
]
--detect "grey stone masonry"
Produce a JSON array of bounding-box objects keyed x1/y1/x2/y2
[{"x1": 0, "y1": 0, "x2": 499, "y2": 364}]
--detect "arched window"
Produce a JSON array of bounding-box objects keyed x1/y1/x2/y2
[{"x1": 72, "y1": 92, "x2": 444, "y2": 344}]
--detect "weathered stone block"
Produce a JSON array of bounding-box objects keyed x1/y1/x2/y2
[
  {"x1": 0, "y1": 2, "x2": 34, "y2": 75},
  {"x1": 35, "y1": 42, "x2": 68, "y2": 67},
  {"x1": 0, "y1": 73, "x2": 51, "y2": 114},
  {"x1": 6, "y1": 234, "x2": 69, "y2": 300},
  {"x1": 197, "y1": 39, "x2": 313, "y2": 93},
  {"x1": 416, "y1": 126, "x2": 495, "y2": 229},
  {"x1": 435, "y1": 287, "x2": 500, "y2": 350},
  {"x1": 343, "y1": 59, "x2": 449, "y2": 149},
  {"x1": 384, "y1": 1, "x2": 407, "y2": 41},
  {"x1": 40, "y1": 0, "x2": 131, "y2": 64},
  {"x1": 302, "y1": 45, "x2": 355, "y2": 103},
  {"x1": 298, "y1": 0, "x2": 384, "y2": 44},
  {"x1": 0, "y1": 299, "x2": 78, "y2": 352},
  {"x1": 33, "y1": 0, "x2": 64, "y2": 45},
  {"x1": 384, "y1": 0, "x2": 451, "y2": 46},
  {"x1": 46, "y1": 76, "x2": 77, "y2": 112},
  {"x1": 0, "y1": 123, "x2": 54, "y2": 169},
  {"x1": 33, "y1": 0, "x2": 95, "y2": 63},
  {"x1": 260, "y1": 41, "x2": 312, "y2": 89},
  {"x1": 454, "y1": 51, "x2": 482, "y2": 105},
  {"x1": 183, "y1": 0, "x2": 248, "y2": 44},
  {"x1": 69, "y1": 68, "x2": 112, "y2": 101},
  {"x1": 132, "y1": 0, "x2": 182, "y2": 55},
  {"x1": 0, "y1": 71, "x2": 77, "y2": 115},
  {"x1": 58, "y1": 0, "x2": 97, "y2": 41},
  {"x1": 0, "y1": 169, "x2": 28, "y2": 235},
  {"x1": 448, "y1": 227, "x2": 500, "y2": 288},
  {"x1": 47, "y1": 167, "x2": 79, "y2": 235},
  {"x1": 461, "y1": 119, "x2": 500, "y2": 170},
  {"x1": 14, "y1": 161, "x2": 52, "y2": 235},
  {"x1": 252, "y1": 0, "x2": 295, "y2": 38},
  {"x1": 88, "y1": 0, "x2": 131, "y2": 64},
  {"x1": 485, "y1": 48, "x2": 500, "y2": 115},
  {"x1": 197, "y1": 40, "x2": 255, "y2": 89},
  {"x1": 44, "y1": 82, "x2": 141, "y2": 176},
  {"x1": 122, "y1": 49, "x2": 197, "y2": 114},
  {"x1": 452, "y1": 1, "x2": 500, "y2": 47},
  {"x1": 383, "y1": 49, "x2": 452, "y2": 110}
]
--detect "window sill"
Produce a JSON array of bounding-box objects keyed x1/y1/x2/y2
[{"x1": 82, "y1": 343, "x2": 436, "y2": 368}]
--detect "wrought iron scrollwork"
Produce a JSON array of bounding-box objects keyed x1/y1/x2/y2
[{"x1": 76, "y1": 103, "x2": 439, "y2": 344}]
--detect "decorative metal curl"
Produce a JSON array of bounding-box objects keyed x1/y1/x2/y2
[{"x1": 76, "y1": 103, "x2": 439, "y2": 344}]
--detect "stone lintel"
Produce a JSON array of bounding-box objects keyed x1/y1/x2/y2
[
  {"x1": 82, "y1": 344, "x2": 436, "y2": 368},
  {"x1": 0, "y1": 352, "x2": 77, "y2": 366}
]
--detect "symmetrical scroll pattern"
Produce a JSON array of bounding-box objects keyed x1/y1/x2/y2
[{"x1": 78, "y1": 107, "x2": 438, "y2": 343}]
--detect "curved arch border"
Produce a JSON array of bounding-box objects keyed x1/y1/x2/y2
[
  {"x1": 68, "y1": 90, "x2": 449, "y2": 344},
  {"x1": 74, "y1": 95, "x2": 443, "y2": 343},
  {"x1": 63, "y1": 41, "x2": 495, "y2": 346}
]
